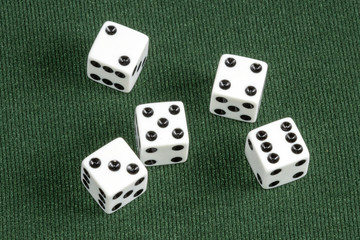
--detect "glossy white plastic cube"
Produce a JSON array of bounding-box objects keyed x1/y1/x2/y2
[
  {"x1": 81, "y1": 138, "x2": 148, "y2": 214},
  {"x1": 210, "y1": 54, "x2": 268, "y2": 122},
  {"x1": 87, "y1": 21, "x2": 149, "y2": 93},
  {"x1": 134, "y1": 101, "x2": 189, "y2": 166},
  {"x1": 245, "y1": 117, "x2": 310, "y2": 189}
]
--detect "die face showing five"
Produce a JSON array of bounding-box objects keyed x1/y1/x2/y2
[
  {"x1": 245, "y1": 117, "x2": 310, "y2": 189},
  {"x1": 210, "y1": 54, "x2": 268, "y2": 122},
  {"x1": 81, "y1": 138, "x2": 148, "y2": 214},
  {"x1": 134, "y1": 101, "x2": 189, "y2": 166},
  {"x1": 87, "y1": 21, "x2": 149, "y2": 93}
]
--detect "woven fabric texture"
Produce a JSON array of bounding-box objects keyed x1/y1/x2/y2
[{"x1": 1, "y1": 0, "x2": 359, "y2": 239}]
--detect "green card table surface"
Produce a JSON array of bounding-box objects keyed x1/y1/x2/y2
[{"x1": 1, "y1": 0, "x2": 359, "y2": 239}]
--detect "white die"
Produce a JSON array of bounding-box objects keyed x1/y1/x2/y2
[
  {"x1": 209, "y1": 54, "x2": 268, "y2": 122},
  {"x1": 81, "y1": 138, "x2": 148, "y2": 214},
  {"x1": 134, "y1": 101, "x2": 189, "y2": 166},
  {"x1": 87, "y1": 21, "x2": 149, "y2": 93},
  {"x1": 245, "y1": 117, "x2": 310, "y2": 189}
]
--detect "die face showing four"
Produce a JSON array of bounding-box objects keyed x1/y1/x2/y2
[
  {"x1": 210, "y1": 54, "x2": 268, "y2": 122},
  {"x1": 134, "y1": 101, "x2": 189, "y2": 166},
  {"x1": 81, "y1": 138, "x2": 148, "y2": 214},
  {"x1": 245, "y1": 117, "x2": 310, "y2": 189},
  {"x1": 87, "y1": 21, "x2": 149, "y2": 93}
]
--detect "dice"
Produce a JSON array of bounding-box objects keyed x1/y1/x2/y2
[
  {"x1": 81, "y1": 138, "x2": 148, "y2": 213},
  {"x1": 245, "y1": 117, "x2": 310, "y2": 189},
  {"x1": 134, "y1": 101, "x2": 189, "y2": 166},
  {"x1": 209, "y1": 54, "x2": 268, "y2": 122},
  {"x1": 87, "y1": 21, "x2": 149, "y2": 93}
]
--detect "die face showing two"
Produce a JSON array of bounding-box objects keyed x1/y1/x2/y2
[
  {"x1": 87, "y1": 21, "x2": 149, "y2": 93},
  {"x1": 81, "y1": 138, "x2": 148, "y2": 214},
  {"x1": 245, "y1": 117, "x2": 310, "y2": 189},
  {"x1": 210, "y1": 54, "x2": 268, "y2": 122},
  {"x1": 135, "y1": 101, "x2": 189, "y2": 166}
]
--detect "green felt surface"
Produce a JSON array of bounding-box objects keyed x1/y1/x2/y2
[{"x1": 1, "y1": 0, "x2": 359, "y2": 239}]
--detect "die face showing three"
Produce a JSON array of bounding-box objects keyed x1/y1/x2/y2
[
  {"x1": 245, "y1": 117, "x2": 310, "y2": 189},
  {"x1": 81, "y1": 138, "x2": 148, "y2": 214},
  {"x1": 210, "y1": 54, "x2": 268, "y2": 122},
  {"x1": 134, "y1": 101, "x2": 189, "y2": 166},
  {"x1": 87, "y1": 21, "x2": 149, "y2": 93}
]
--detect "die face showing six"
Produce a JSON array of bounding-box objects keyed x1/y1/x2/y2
[
  {"x1": 245, "y1": 117, "x2": 310, "y2": 189},
  {"x1": 134, "y1": 101, "x2": 189, "y2": 166},
  {"x1": 210, "y1": 54, "x2": 268, "y2": 122},
  {"x1": 81, "y1": 138, "x2": 148, "y2": 214},
  {"x1": 87, "y1": 21, "x2": 149, "y2": 93}
]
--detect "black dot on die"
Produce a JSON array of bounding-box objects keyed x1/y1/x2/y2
[
  {"x1": 225, "y1": 57, "x2": 236, "y2": 67},
  {"x1": 83, "y1": 174, "x2": 90, "y2": 184},
  {"x1": 83, "y1": 168, "x2": 90, "y2": 178},
  {"x1": 250, "y1": 63, "x2": 262, "y2": 73},
  {"x1": 123, "y1": 190, "x2": 133, "y2": 198},
  {"x1": 269, "y1": 181, "x2": 280, "y2": 187},
  {"x1": 127, "y1": 163, "x2": 139, "y2": 175},
  {"x1": 157, "y1": 118, "x2": 169, "y2": 128},
  {"x1": 295, "y1": 159, "x2": 306, "y2": 166},
  {"x1": 293, "y1": 172, "x2": 304, "y2": 178},
  {"x1": 118, "y1": 55, "x2": 130, "y2": 66},
  {"x1": 112, "y1": 203, "x2": 122, "y2": 211},
  {"x1": 108, "y1": 160, "x2": 121, "y2": 171},
  {"x1": 256, "y1": 174, "x2": 262, "y2": 184},
  {"x1": 146, "y1": 148, "x2": 157, "y2": 153},
  {"x1": 132, "y1": 66, "x2": 137, "y2": 76},
  {"x1": 103, "y1": 66, "x2": 113, "y2": 73},
  {"x1": 256, "y1": 131, "x2": 267, "y2": 141},
  {"x1": 90, "y1": 74, "x2": 100, "y2": 81},
  {"x1": 281, "y1": 121, "x2": 292, "y2": 131},
  {"x1": 286, "y1": 133, "x2": 297, "y2": 143},
  {"x1": 172, "y1": 128, "x2": 184, "y2": 139},
  {"x1": 90, "y1": 61, "x2": 101, "y2": 68},
  {"x1": 142, "y1": 107, "x2": 154, "y2": 117},
  {"x1": 82, "y1": 179, "x2": 89, "y2": 189},
  {"x1": 245, "y1": 86, "x2": 257, "y2": 96},
  {"x1": 243, "y1": 103, "x2": 254, "y2": 109},
  {"x1": 271, "y1": 169, "x2": 282, "y2": 175},
  {"x1": 240, "y1": 115, "x2": 252, "y2": 121},
  {"x1": 292, "y1": 144, "x2": 303, "y2": 154},
  {"x1": 172, "y1": 145, "x2": 184, "y2": 151},
  {"x1": 98, "y1": 194, "x2": 105, "y2": 203},
  {"x1": 169, "y1": 105, "x2": 180, "y2": 115},
  {"x1": 219, "y1": 80, "x2": 231, "y2": 90},
  {"x1": 105, "y1": 25, "x2": 117, "y2": 35},
  {"x1": 142, "y1": 57, "x2": 147, "y2": 67},
  {"x1": 216, "y1": 97, "x2": 228, "y2": 103},
  {"x1": 133, "y1": 189, "x2": 144, "y2": 197},
  {"x1": 102, "y1": 79, "x2": 113, "y2": 85},
  {"x1": 228, "y1": 106, "x2": 239, "y2": 112},
  {"x1": 248, "y1": 139, "x2": 253, "y2": 150},
  {"x1": 89, "y1": 158, "x2": 101, "y2": 168},
  {"x1": 99, "y1": 188, "x2": 106, "y2": 198},
  {"x1": 261, "y1": 142, "x2": 272, "y2": 152},
  {"x1": 171, "y1": 157, "x2": 183, "y2": 162},
  {"x1": 135, "y1": 177, "x2": 145, "y2": 186},
  {"x1": 146, "y1": 131, "x2": 157, "y2": 141},
  {"x1": 115, "y1": 71, "x2": 125, "y2": 78},
  {"x1": 267, "y1": 153, "x2": 280, "y2": 163},
  {"x1": 137, "y1": 62, "x2": 142, "y2": 72},
  {"x1": 113, "y1": 191, "x2": 123, "y2": 200},
  {"x1": 214, "y1": 109, "x2": 226, "y2": 115},
  {"x1": 145, "y1": 160, "x2": 156, "y2": 165},
  {"x1": 114, "y1": 83, "x2": 124, "y2": 91},
  {"x1": 98, "y1": 200, "x2": 105, "y2": 209}
]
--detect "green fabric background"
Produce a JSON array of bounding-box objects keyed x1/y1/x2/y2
[{"x1": 1, "y1": 0, "x2": 359, "y2": 239}]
